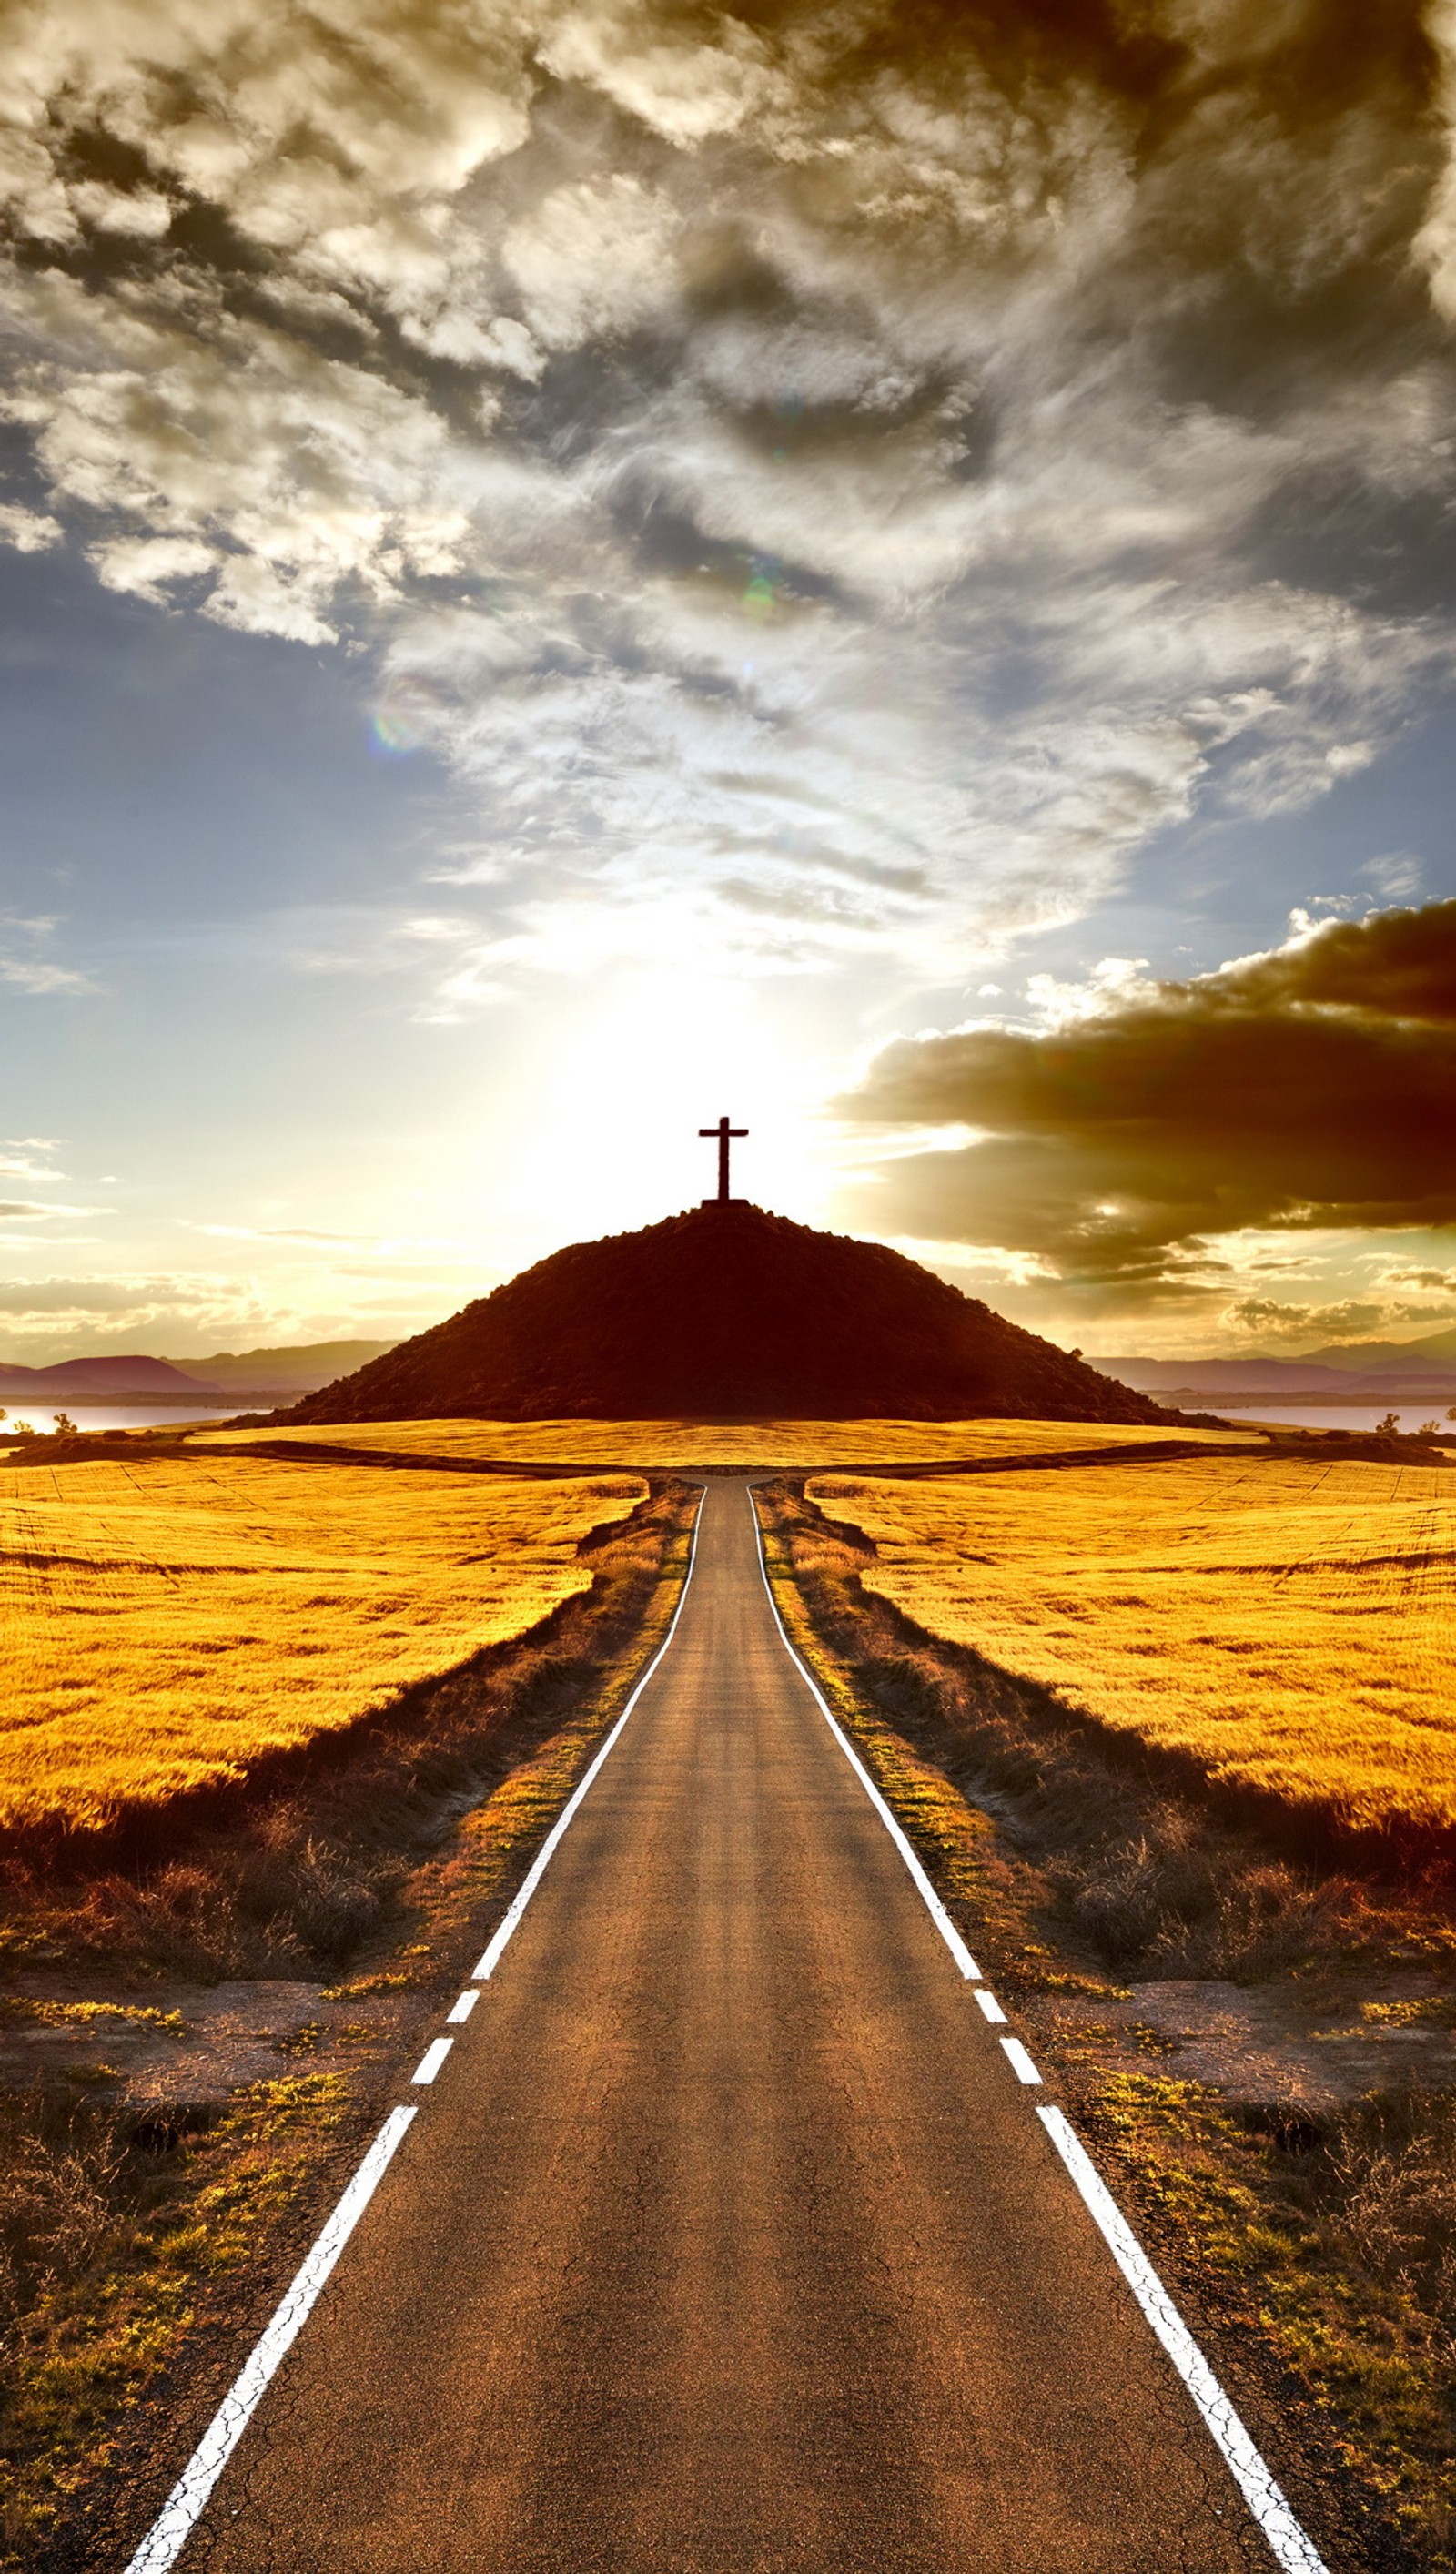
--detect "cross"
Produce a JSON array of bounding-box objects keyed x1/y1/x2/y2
[{"x1": 699, "y1": 1114, "x2": 748, "y2": 1205}]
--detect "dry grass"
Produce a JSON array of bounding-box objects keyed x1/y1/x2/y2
[
  {"x1": 0, "y1": 1454, "x2": 644, "y2": 1834},
  {"x1": 0, "y1": 2072, "x2": 360, "y2": 2568},
  {"x1": 1093, "y1": 2072, "x2": 1456, "y2": 2568},
  {"x1": 192, "y1": 1414, "x2": 1250, "y2": 1465},
  {"x1": 808, "y1": 1453, "x2": 1456, "y2": 1838}
]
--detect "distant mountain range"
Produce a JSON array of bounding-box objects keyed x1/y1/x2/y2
[
  {"x1": 162, "y1": 1340, "x2": 397, "y2": 1394},
  {"x1": 9, "y1": 1316, "x2": 1455, "y2": 1416},
  {"x1": 1298, "y1": 1324, "x2": 1456, "y2": 1373},
  {"x1": 1100, "y1": 1325, "x2": 1456, "y2": 1404},
  {"x1": 0, "y1": 1340, "x2": 396, "y2": 1408}
]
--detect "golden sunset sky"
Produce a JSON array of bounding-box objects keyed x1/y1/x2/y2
[{"x1": 3, "y1": 1, "x2": 1456, "y2": 1359}]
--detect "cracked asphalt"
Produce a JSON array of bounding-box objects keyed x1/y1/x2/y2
[{"x1": 165, "y1": 1479, "x2": 1273, "y2": 2573}]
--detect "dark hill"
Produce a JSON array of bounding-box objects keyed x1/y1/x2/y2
[{"x1": 283, "y1": 1202, "x2": 1175, "y2": 1426}]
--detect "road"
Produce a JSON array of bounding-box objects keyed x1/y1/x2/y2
[{"x1": 138, "y1": 1479, "x2": 1305, "y2": 2574}]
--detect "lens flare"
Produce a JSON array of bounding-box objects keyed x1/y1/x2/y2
[
  {"x1": 370, "y1": 704, "x2": 425, "y2": 755},
  {"x1": 369, "y1": 679, "x2": 441, "y2": 757}
]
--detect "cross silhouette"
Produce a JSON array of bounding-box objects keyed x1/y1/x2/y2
[{"x1": 699, "y1": 1114, "x2": 748, "y2": 1205}]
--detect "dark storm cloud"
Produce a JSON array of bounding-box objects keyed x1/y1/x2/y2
[
  {"x1": 3, "y1": 3, "x2": 1456, "y2": 997},
  {"x1": 843, "y1": 901, "x2": 1456, "y2": 1284}
]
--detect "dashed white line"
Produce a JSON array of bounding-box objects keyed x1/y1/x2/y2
[
  {"x1": 748, "y1": 1490, "x2": 981, "y2": 1981},
  {"x1": 973, "y1": 1987, "x2": 1007, "y2": 2024},
  {"x1": 1000, "y1": 2035, "x2": 1043, "y2": 2085},
  {"x1": 472, "y1": 1493, "x2": 705, "y2": 1983},
  {"x1": 121, "y1": 2105, "x2": 418, "y2": 2574},
  {"x1": 412, "y1": 2036, "x2": 453, "y2": 2084},
  {"x1": 1038, "y1": 2107, "x2": 1330, "y2": 2573},
  {"x1": 446, "y1": 1989, "x2": 480, "y2": 2024}
]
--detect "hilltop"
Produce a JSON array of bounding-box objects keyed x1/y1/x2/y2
[{"x1": 282, "y1": 1203, "x2": 1173, "y2": 1425}]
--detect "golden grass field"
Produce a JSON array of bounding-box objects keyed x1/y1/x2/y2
[
  {"x1": 0, "y1": 1453, "x2": 644, "y2": 1833},
  {"x1": 194, "y1": 1414, "x2": 1253, "y2": 1466},
  {"x1": 810, "y1": 1452, "x2": 1456, "y2": 1834}
]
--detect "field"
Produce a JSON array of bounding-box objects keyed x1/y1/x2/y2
[
  {"x1": 0, "y1": 1453, "x2": 645, "y2": 1834},
  {"x1": 810, "y1": 1450, "x2": 1456, "y2": 1835},
  {"x1": 193, "y1": 1415, "x2": 1253, "y2": 1466}
]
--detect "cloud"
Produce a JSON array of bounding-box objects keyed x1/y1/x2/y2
[
  {"x1": 0, "y1": 1201, "x2": 106, "y2": 1220},
  {"x1": 0, "y1": 914, "x2": 95, "y2": 993},
  {"x1": 841, "y1": 900, "x2": 1456, "y2": 1297},
  {"x1": 0, "y1": 956, "x2": 95, "y2": 995},
  {"x1": 0, "y1": 502, "x2": 61, "y2": 552},
  {"x1": 1213, "y1": 1296, "x2": 1427, "y2": 1347},
  {"x1": 0, "y1": 1143, "x2": 64, "y2": 1181},
  {"x1": 0, "y1": 1263, "x2": 454, "y2": 1365},
  {"x1": 0, "y1": 1, "x2": 1452, "y2": 995},
  {"x1": 1378, "y1": 1265, "x2": 1456, "y2": 1292},
  {"x1": 0, "y1": 1275, "x2": 207, "y2": 1318}
]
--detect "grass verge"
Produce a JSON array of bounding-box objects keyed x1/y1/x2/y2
[{"x1": 0, "y1": 2073, "x2": 359, "y2": 2569}]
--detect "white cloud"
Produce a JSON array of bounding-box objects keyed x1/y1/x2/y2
[
  {"x1": 0, "y1": 502, "x2": 61, "y2": 552},
  {"x1": 89, "y1": 533, "x2": 218, "y2": 602},
  {"x1": 539, "y1": 8, "x2": 781, "y2": 146},
  {"x1": 0, "y1": 954, "x2": 93, "y2": 995},
  {"x1": 0, "y1": 0, "x2": 1451, "y2": 1006},
  {"x1": 0, "y1": 1200, "x2": 108, "y2": 1219},
  {"x1": 500, "y1": 177, "x2": 682, "y2": 349},
  {"x1": 68, "y1": 179, "x2": 172, "y2": 238}
]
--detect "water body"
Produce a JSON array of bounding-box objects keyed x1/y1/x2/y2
[
  {"x1": 1210, "y1": 1401, "x2": 1456, "y2": 1436},
  {"x1": 0, "y1": 1403, "x2": 248, "y2": 1435}
]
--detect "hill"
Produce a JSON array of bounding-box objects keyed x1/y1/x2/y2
[
  {"x1": 1299, "y1": 1324, "x2": 1456, "y2": 1375},
  {"x1": 163, "y1": 1339, "x2": 396, "y2": 1395},
  {"x1": 0, "y1": 1355, "x2": 226, "y2": 1403},
  {"x1": 281, "y1": 1202, "x2": 1174, "y2": 1425},
  {"x1": 1102, "y1": 1347, "x2": 1456, "y2": 1404}
]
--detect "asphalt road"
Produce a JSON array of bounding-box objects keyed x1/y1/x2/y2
[{"x1": 159, "y1": 1480, "x2": 1286, "y2": 2574}]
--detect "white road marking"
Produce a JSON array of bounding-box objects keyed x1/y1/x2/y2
[
  {"x1": 412, "y1": 2036, "x2": 453, "y2": 2084},
  {"x1": 447, "y1": 1989, "x2": 480, "y2": 2024},
  {"x1": 748, "y1": 1492, "x2": 981, "y2": 1981},
  {"x1": 121, "y1": 2105, "x2": 418, "y2": 2574},
  {"x1": 471, "y1": 1492, "x2": 705, "y2": 1981},
  {"x1": 1038, "y1": 2107, "x2": 1330, "y2": 2573},
  {"x1": 974, "y1": 1988, "x2": 1007, "y2": 2023},
  {"x1": 1000, "y1": 2035, "x2": 1043, "y2": 2084}
]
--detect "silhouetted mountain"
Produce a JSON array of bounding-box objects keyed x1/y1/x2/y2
[
  {"x1": 0, "y1": 1355, "x2": 227, "y2": 1402},
  {"x1": 283, "y1": 1202, "x2": 1176, "y2": 1425},
  {"x1": 1299, "y1": 1325, "x2": 1456, "y2": 1373},
  {"x1": 1101, "y1": 1351, "x2": 1456, "y2": 1403},
  {"x1": 163, "y1": 1339, "x2": 396, "y2": 1393}
]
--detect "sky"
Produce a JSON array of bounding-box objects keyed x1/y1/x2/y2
[{"x1": 3, "y1": 0, "x2": 1456, "y2": 1363}]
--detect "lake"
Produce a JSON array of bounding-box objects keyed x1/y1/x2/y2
[
  {"x1": 0, "y1": 1403, "x2": 249, "y2": 1436},
  {"x1": 1209, "y1": 1401, "x2": 1456, "y2": 1436}
]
